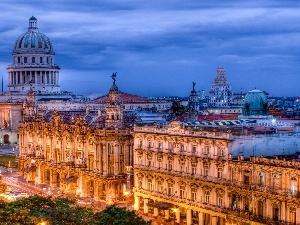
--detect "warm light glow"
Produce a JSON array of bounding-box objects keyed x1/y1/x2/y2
[
  {"x1": 39, "y1": 222, "x2": 46, "y2": 225},
  {"x1": 173, "y1": 208, "x2": 177, "y2": 213},
  {"x1": 124, "y1": 190, "x2": 129, "y2": 196}
]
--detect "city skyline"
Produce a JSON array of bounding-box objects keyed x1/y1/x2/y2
[{"x1": 0, "y1": 1, "x2": 300, "y2": 97}]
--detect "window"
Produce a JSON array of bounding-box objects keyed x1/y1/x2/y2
[
  {"x1": 138, "y1": 179, "x2": 143, "y2": 188},
  {"x1": 40, "y1": 57, "x2": 43, "y2": 63},
  {"x1": 204, "y1": 191, "x2": 210, "y2": 203},
  {"x1": 259, "y1": 172, "x2": 265, "y2": 186},
  {"x1": 217, "y1": 197, "x2": 223, "y2": 206},
  {"x1": 138, "y1": 140, "x2": 143, "y2": 148},
  {"x1": 258, "y1": 200, "x2": 264, "y2": 216},
  {"x1": 18, "y1": 57, "x2": 20, "y2": 63},
  {"x1": 168, "y1": 183, "x2": 173, "y2": 195},
  {"x1": 204, "y1": 146, "x2": 209, "y2": 155},
  {"x1": 191, "y1": 187, "x2": 197, "y2": 201},
  {"x1": 204, "y1": 166, "x2": 209, "y2": 177},
  {"x1": 291, "y1": 177, "x2": 298, "y2": 195},
  {"x1": 147, "y1": 179, "x2": 154, "y2": 191},
  {"x1": 108, "y1": 144, "x2": 114, "y2": 154},
  {"x1": 24, "y1": 57, "x2": 27, "y2": 63},
  {"x1": 217, "y1": 168, "x2": 223, "y2": 179},
  {"x1": 148, "y1": 142, "x2": 151, "y2": 149},
  {"x1": 192, "y1": 146, "x2": 197, "y2": 155},
  {"x1": 158, "y1": 142, "x2": 162, "y2": 150},
  {"x1": 180, "y1": 144, "x2": 185, "y2": 152},
  {"x1": 157, "y1": 180, "x2": 163, "y2": 192},
  {"x1": 120, "y1": 145, "x2": 123, "y2": 154},
  {"x1": 179, "y1": 185, "x2": 186, "y2": 198},
  {"x1": 32, "y1": 57, "x2": 35, "y2": 63},
  {"x1": 218, "y1": 148, "x2": 224, "y2": 156},
  {"x1": 191, "y1": 166, "x2": 196, "y2": 175},
  {"x1": 138, "y1": 156, "x2": 142, "y2": 165},
  {"x1": 168, "y1": 161, "x2": 173, "y2": 171},
  {"x1": 148, "y1": 160, "x2": 151, "y2": 167}
]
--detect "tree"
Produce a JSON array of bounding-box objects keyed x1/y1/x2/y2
[
  {"x1": 0, "y1": 196, "x2": 150, "y2": 225},
  {"x1": 0, "y1": 195, "x2": 96, "y2": 225},
  {"x1": 94, "y1": 205, "x2": 151, "y2": 225}
]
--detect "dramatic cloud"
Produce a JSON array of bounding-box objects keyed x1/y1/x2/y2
[{"x1": 0, "y1": 0, "x2": 300, "y2": 96}]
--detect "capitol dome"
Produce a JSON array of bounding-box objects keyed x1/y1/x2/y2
[
  {"x1": 7, "y1": 16, "x2": 60, "y2": 94},
  {"x1": 243, "y1": 89, "x2": 268, "y2": 116},
  {"x1": 13, "y1": 16, "x2": 53, "y2": 54}
]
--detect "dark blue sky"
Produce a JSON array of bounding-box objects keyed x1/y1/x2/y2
[{"x1": 0, "y1": 0, "x2": 300, "y2": 97}]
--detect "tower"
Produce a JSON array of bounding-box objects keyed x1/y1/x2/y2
[
  {"x1": 105, "y1": 72, "x2": 123, "y2": 127},
  {"x1": 209, "y1": 67, "x2": 232, "y2": 107}
]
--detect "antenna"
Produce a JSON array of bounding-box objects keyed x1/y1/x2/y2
[{"x1": 1, "y1": 75, "x2": 3, "y2": 94}]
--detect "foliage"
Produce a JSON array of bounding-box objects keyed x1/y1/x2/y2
[
  {"x1": 0, "y1": 196, "x2": 150, "y2": 225},
  {"x1": 0, "y1": 195, "x2": 95, "y2": 225},
  {"x1": 94, "y1": 205, "x2": 151, "y2": 225},
  {"x1": 171, "y1": 100, "x2": 187, "y2": 116},
  {"x1": 0, "y1": 155, "x2": 17, "y2": 167}
]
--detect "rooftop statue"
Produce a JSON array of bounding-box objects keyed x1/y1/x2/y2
[{"x1": 111, "y1": 72, "x2": 117, "y2": 85}]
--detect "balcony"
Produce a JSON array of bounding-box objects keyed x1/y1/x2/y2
[
  {"x1": 134, "y1": 165, "x2": 300, "y2": 199},
  {"x1": 134, "y1": 187, "x2": 299, "y2": 225}
]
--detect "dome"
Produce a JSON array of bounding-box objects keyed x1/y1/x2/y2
[
  {"x1": 243, "y1": 89, "x2": 268, "y2": 116},
  {"x1": 13, "y1": 17, "x2": 53, "y2": 54}
]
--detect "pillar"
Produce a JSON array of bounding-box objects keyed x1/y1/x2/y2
[
  {"x1": 154, "y1": 208, "x2": 158, "y2": 217},
  {"x1": 175, "y1": 209, "x2": 180, "y2": 224},
  {"x1": 212, "y1": 216, "x2": 217, "y2": 225},
  {"x1": 198, "y1": 212, "x2": 204, "y2": 225},
  {"x1": 134, "y1": 196, "x2": 140, "y2": 210},
  {"x1": 186, "y1": 209, "x2": 192, "y2": 225},
  {"x1": 165, "y1": 210, "x2": 170, "y2": 220},
  {"x1": 144, "y1": 199, "x2": 149, "y2": 214}
]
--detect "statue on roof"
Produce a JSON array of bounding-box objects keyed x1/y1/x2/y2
[
  {"x1": 111, "y1": 72, "x2": 117, "y2": 85},
  {"x1": 192, "y1": 81, "x2": 196, "y2": 90}
]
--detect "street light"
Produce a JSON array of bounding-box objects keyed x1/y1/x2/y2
[
  {"x1": 172, "y1": 207, "x2": 177, "y2": 225},
  {"x1": 124, "y1": 190, "x2": 129, "y2": 209}
]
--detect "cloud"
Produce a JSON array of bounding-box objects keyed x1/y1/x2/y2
[{"x1": 0, "y1": 1, "x2": 300, "y2": 96}]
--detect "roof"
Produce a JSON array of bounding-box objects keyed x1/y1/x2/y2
[{"x1": 92, "y1": 92, "x2": 148, "y2": 104}]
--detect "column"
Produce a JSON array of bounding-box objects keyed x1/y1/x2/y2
[
  {"x1": 154, "y1": 208, "x2": 158, "y2": 217},
  {"x1": 103, "y1": 143, "x2": 108, "y2": 175},
  {"x1": 94, "y1": 181, "x2": 99, "y2": 201},
  {"x1": 212, "y1": 216, "x2": 217, "y2": 225},
  {"x1": 165, "y1": 210, "x2": 170, "y2": 220},
  {"x1": 144, "y1": 199, "x2": 149, "y2": 214},
  {"x1": 175, "y1": 209, "x2": 180, "y2": 224},
  {"x1": 134, "y1": 195, "x2": 140, "y2": 210},
  {"x1": 198, "y1": 212, "x2": 204, "y2": 225},
  {"x1": 186, "y1": 209, "x2": 192, "y2": 225}
]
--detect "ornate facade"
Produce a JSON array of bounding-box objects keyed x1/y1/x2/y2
[
  {"x1": 132, "y1": 121, "x2": 300, "y2": 225},
  {"x1": 17, "y1": 77, "x2": 134, "y2": 204}
]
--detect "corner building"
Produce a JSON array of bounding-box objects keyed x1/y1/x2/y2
[
  {"x1": 17, "y1": 78, "x2": 134, "y2": 204},
  {"x1": 132, "y1": 122, "x2": 300, "y2": 225}
]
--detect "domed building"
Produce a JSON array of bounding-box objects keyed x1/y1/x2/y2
[
  {"x1": 242, "y1": 89, "x2": 268, "y2": 116},
  {"x1": 7, "y1": 16, "x2": 60, "y2": 93}
]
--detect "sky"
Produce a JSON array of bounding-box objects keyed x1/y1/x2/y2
[{"x1": 0, "y1": 1, "x2": 300, "y2": 97}]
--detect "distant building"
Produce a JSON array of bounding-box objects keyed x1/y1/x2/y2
[
  {"x1": 209, "y1": 67, "x2": 233, "y2": 107},
  {"x1": 242, "y1": 89, "x2": 268, "y2": 116}
]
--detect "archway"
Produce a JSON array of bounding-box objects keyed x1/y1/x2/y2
[{"x1": 3, "y1": 134, "x2": 9, "y2": 144}]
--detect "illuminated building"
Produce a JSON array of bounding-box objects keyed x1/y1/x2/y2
[
  {"x1": 132, "y1": 121, "x2": 300, "y2": 225},
  {"x1": 17, "y1": 76, "x2": 134, "y2": 204}
]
